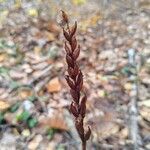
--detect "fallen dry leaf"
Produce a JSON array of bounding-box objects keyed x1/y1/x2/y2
[
  {"x1": 0, "y1": 100, "x2": 10, "y2": 111},
  {"x1": 28, "y1": 135, "x2": 43, "y2": 150},
  {"x1": 124, "y1": 83, "x2": 132, "y2": 91},
  {"x1": 92, "y1": 120, "x2": 120, "y2": 140},
  {"x1": 0, "y1": 53, "x2": 7, "y2": 62},
  {"x1": 39, "y1": 117, "x2": 68, "y2": 131},
  {"x1": 45, "y1": 31, "x2": 56, "y2": 42},
  {"x1": 97, "y1": 89, "x2": 106, "y2": 98},
  {"x1": 139, "y1": 100, "x2": 150, "y2": 107},
  {"x1": 46, "y1": 77, "x2": 61, "y2": 93},
  {"x1": 21, "y1": 129, "x2": 31, "y2": 137},
  {"x1": 140, "y1": 106, "x2": 150, "y2": 122},
  {"x1": 19, "y1": 89, "x2": 33, "y2": 100},
  {"x1": 46, "y1": 21, "x2": 61, "y2": 35},
  {"x1": 119, "y1": 128, "x2": 128, "y2": 139},
  {"x1": 27, "y1": 8, "x2": 38, "y2": 17},
  {"x1": 34, "y1": 46, "x2": 42, "y2": 55}
]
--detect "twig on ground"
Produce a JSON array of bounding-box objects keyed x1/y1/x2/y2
[{"x1": 127, "y1": 49, "x2": 142, "y2": 150}]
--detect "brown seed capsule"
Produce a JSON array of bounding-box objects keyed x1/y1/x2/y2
[
  {"x1": 79, "y1": 94, "x2": 87, "y2": 118},
  {"x1": 66, "y1": 54, "x2": 74, "y2": 67},
  {"x1": 65, "y1": 42, "x2": 71, "y2": 54},
  {"x1": 76, "y1": 71, "x2": 83, "y2": 86},
  {"x1": 65, "y1": 75, "x2": 75, "y2": 89},
  {"x1": 70, "y1": 89, "x2": 80, "y2": 103},
  {"x1": 71, "y1": 37, "x2": 77, "y2": 51},
  {"x1": 63, "y1": 28, "x2": 71, "y2": 41},
  {"x1": 68, "y1": 67, "x2": 74, "y2": 77},
  {"x1": 73, "y1": 45, "x2": 80, "y2": 60},
  {"x1": 70, "y1": 102, "x2": 79, "y2": 117},
  {"x1": 85, "y1": 126, "x2": 91, "y2": 141},
  {"x1": 78, "y1": 78, "x2": 83, "y2": 90},
  {"x1": 73, "y1": 64, "x2": 79, "y2": 77}
]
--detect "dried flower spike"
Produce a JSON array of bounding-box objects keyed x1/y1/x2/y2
[{"x1": 61, "y1": 11, "x2": 91, "y2": 150}]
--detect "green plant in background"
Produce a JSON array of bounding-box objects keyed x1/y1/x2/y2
[
  {"x1": 28, "y1": 95, "x2": 36, "y2": 102},
  {"x1": 0, "y1": 66, "x2": 9, "y2": 76},
  {"x1": 56, "y1": 145, "x2": 65, "y2": 150},
  {"x1": 16, "y1": 110, "x2": 38, "y2": 128},
  {"x1": 28, "y1": 117, "x2": 38, "y2": 128},
  {"x1": 0, "y1": 112, "x2": 5, "y2": 124},
  {"x1": 17, "y1": 110, "x2": 30, "y2": 122},
  {"x1": 9, "y1": 102, "x2": 21, "y2": 113},
  {"x1": 46, "y1": 128, "x2": 56, "y2": 140}
]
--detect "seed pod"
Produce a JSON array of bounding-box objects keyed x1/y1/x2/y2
[
  {"x1": 70, "y1": 102, "x2": 79, "y2": 117},
  {"x1": 79, "y1": 94, "x2": 87, "y2": 118},
  {"x1": 65, "y1": 75, "x2": 75, "y2": 89},
  {"x1": 70, "y1": 21, "x2": 77, "y2": 37},
  {"x1": 63, "y1": 28, "x2": 70, "y2": 41},
  {"x1": 73, "y1": 45, "x2": 80, "y2": 60},
  {"x1": 65, "y1": 42, "x2": 71, "y2": 54},
  {"x1": 85, "y1": 126, "x2": 91, "y2": 141},
  {"x1": 66, "y1": 54, "x2": 74, "y2": 67}
]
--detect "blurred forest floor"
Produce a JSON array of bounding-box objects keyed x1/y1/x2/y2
[{"x1": 0, "y1": 0, "x2": 150, "y2": 150}]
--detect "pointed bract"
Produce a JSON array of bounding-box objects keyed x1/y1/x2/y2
[
  {"x1": 70, "y1": 89, "x2": 80, "y2": 103},
  {"x1": 79, "y1": 94, "x2": 87, "y2": 118},
  {"x1": 71, "y1": 37, "x2": 77, "y2": 51},
  {"x1": 70, "y1": 21, "x2": 77, "y2": 37},
  {"x1": 73, "y1": 64, "x2": 79, "y2": 77},
  {"x1": 68, "y1": 67, "x2": 74, "y2": 77},
  {"x1": 66, "y1": 54, "x2": 74, "y2": 67},
  {"x1": 76, "y1": 71, "x2": 83, "y2": 86},
  {"x1": 65, "y1": 75, "x2": 75, "y2": 89},
  {"x1": 73, "y1": 45, "x2": 80, "y2": 60},
  {"x1": 65, "y1": 42, "x2": 72, "y2": 54},
  {"x1": 61, "y1": 10, "x2": 69, "y2": 24},
  {"x1": 63, "y1": 28, "x2": 71, "y2": 41},
  {"x1": 70, "y1": 102, "x2": 79, "y2": 117}
]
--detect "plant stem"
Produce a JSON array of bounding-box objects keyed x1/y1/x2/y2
[{"x1": 82, "y1": 141, "x2": 86, "y2": 150}]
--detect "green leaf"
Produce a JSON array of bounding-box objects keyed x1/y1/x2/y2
[
  {"x1": 9, "y1": 102, "x2": 20, "y2": 113},
  {"x1": 0, "y1": 112, "x2": 5, "y2": 124},
  {"x1": 9, "y1": 81, "x2": 20, "y2": 89},
  {"x1": 28, "y1": 95, "x2": 36, "y2": 102},
  {"x1": 47, "y1": 128, "x2": 55, "y2": 140},
  {"x1": 17, "y1": 111, "x2": 30, "y2": 122},
  {"x1": 56, "y1": 145, "x2": 65, "y2": 150},
  {"x1": 27, "y1": 117, "x2": 38, "y2": 128},
  {"x1": 48, "y1": 46, "x2": 59, "y2": 59},
  {"x1": 121, "y1": 66, "x2": 130, "y2": 75},
  {"x1": 0, "y1": 67, "x2": 9, "y2": 75}
]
